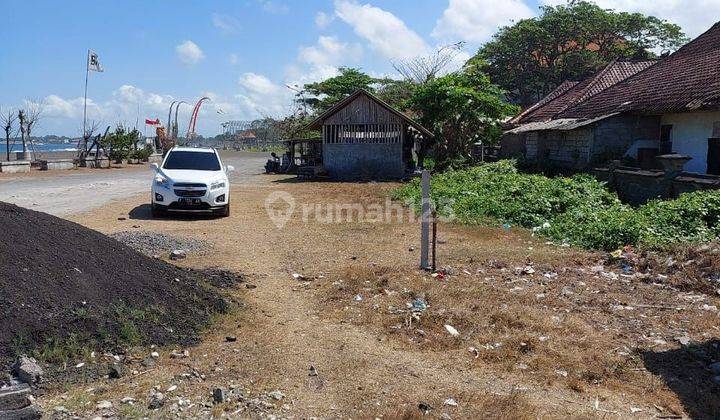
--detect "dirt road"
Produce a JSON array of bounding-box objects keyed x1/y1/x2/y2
[
  {"x1": 20, "y1": 153, "x2": 717, "y2": 418},
  {"x1": 0, "y1": 151, "x2": 267, "y2": 216}
]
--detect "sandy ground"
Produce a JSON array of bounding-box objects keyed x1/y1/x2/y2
[
  {"x1": 0, "y1": 151, "x2": 268, "y2": 215},
  {"x1": 12, "y1": 153, "x2": 717, "y2": 418}
]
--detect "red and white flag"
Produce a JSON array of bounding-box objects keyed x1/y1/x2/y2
[{"x1": 145, "y1": 118, "x2": 161, "y2": 125}]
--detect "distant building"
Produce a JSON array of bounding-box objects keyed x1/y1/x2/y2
[
  {"x1": 503, "y1": 22, "x2": 720, "y2": 175},
  {"x1": 306, "y1": 89, "x2": 432, "y2": 180}
]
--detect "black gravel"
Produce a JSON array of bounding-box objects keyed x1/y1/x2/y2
[{"x1": 0, "y1": 202, "x2": 230, "y2": 371}]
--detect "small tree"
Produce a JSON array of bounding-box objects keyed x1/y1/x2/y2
[
  {"x1": 409, "y1": 58, "x2": 519, "y2": 170},
  {"x1": 101, "y1": 125, "x2": 140, "y2": 163},
  {"x1": 17, "y1": 100, "x2": 44, "y2": 158},
  {"x1": 0, "y1": 107, "x2": 18, "y2": 161}
]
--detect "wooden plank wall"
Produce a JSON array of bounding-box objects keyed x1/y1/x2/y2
[{"x1": 325, "y1": 95, "x2": 401, "y2": 125}]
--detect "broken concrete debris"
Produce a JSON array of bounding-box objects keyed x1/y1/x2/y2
[
  {"x1": 0, "y1": 383, "x2": 42, "y2": 419},
  {"x1": 0, "y1": 385, "x2": 41, "y2": 419},
  {"x1": 12, "y1": 355, "x2": 43, "y2": 385},
  {"x1": 170, "y1": 249, "x2": 187, "y2": 260}
]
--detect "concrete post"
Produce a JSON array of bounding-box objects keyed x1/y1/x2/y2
[{"x1": 420, "y1": 170, "x2": 430, "y2": 270}]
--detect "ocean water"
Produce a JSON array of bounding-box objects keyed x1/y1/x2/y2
[{"x1": 0, "y1": 143, "x2": 78, "y2": 153}]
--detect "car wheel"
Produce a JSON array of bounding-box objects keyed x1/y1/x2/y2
[
  {"x1": 151, "y1": 203, "x2": 166, "y2": 218},
  {"x1": 220, "y1": 203, "x2": 230, "y2": 218}
]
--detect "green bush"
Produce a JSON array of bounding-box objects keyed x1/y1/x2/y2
[
  {"x1": 102, "y1": 125, "x2": 141, "y2": 162},
  {"x1": 130, "y1": 145, "x2": 154, "y2": 161},
  {"x1": 392, "y1": 160, "x2": 720, "y2": 250}
]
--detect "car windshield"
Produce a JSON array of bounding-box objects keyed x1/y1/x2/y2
[{"x1": 163, "y1": 151, "x2": 221, "y2": 171}]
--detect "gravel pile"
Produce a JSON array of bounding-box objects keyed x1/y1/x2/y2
[
  {"x1": 0, "y1": 202, "x2": 229, "y2": 371},
  {"x1": 110, "y1": 231, "x2": 210, "y2": 257}
]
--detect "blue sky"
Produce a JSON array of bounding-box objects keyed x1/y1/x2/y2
[{"x1": 2, "y1": 0, "x2": 718, "y2": 137}]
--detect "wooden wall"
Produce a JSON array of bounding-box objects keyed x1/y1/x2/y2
[{"x1": 324, "y1": 94, "x2": 401, "y2": 125}]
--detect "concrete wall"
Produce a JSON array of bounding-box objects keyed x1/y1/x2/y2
[
  {"x1": 591, "y1": 115, "x2": 660, "y2": 162},
  {"x1": 661, "y1": 110, "x2": 720, "y2": 174},
  {"x1": 39, "y1": 159, "x2": 75, "y2": 170},
  {"x1": 0, "y1": 161, "x2": 30, "y2": 173},
  {"x1": 525, "y1": 129, "x2": 593, "y2": 168},
  {"x1": 323, "y1": 142, "x2": 403, "y2": 180},
  {"x1": 504, "y1": 115, "x2": 661, "y2": 168},
  {"x1": 593, "y1": 166, "x2": 720, "y2": 205}
]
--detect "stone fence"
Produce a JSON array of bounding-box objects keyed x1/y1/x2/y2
[{"x1": 592, "y1": 159, "x2": 720, "y2": 205}]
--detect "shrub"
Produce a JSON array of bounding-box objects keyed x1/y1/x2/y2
[
  {"x1": 392, "y1": 160, "x2": 720, "y2": 251},
  {"x1": 130, "y1": 145, "x2": 154, "y2": 161}
]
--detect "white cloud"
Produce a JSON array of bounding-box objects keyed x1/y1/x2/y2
[
  {"x1": 542, "y1": 0, "x2": 720, "y2": 38},
  {"x1": 334, "y1": 0, "x2": 430, "y2": 60},
  {"x1": 259, "y1": 1, "x2": 289, "y2": 14},
  {"x1": 299, "y1": 36, "x2": 363, "y2": 67},
  {"x1": 237, "y1": 72, "x2": 292, "y2": 116},
  {"x1": 433, "y1": 0, "x2": 535, "y2": 43},
  {"x1": 229, "y1": 53, "x2": 239, "y2": 65},
  {"x1": 239, "y1": 73, "x2": 283, "y2": 96},
  {"x1": 212, "y1": 13, "x2": 241, "y2": 34},
  {"x1": 43, "y1": 95, "x2": 87, "y2": 119},
  {"x1": 315, "y1": 11, "x2": 334, "y2": 28},
  {"x1": 175, "y1": 40, "x2": 205, "y2": 65}
]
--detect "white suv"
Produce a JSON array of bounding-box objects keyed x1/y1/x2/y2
[{"x1": 150, "y1": 147, "x2": 233, "y2": 217}]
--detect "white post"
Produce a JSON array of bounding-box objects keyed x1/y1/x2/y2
[
  {"x1": 420, "y1": 170, "x2": 431, "y2": 270},
  {"x1": 82, "y1": 49, "x2": 90, "y2": 152}
]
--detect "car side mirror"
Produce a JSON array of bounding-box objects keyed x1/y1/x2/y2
[
  {"x1": 226, "y1": 165, "x2": 235, "y2": 172},
  {"x1": 150, "y1": 163, "x2": 159, "y2": 172}
]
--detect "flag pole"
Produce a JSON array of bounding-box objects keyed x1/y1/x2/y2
[{"x1": 82, "y1": 49, "x2": 90, "y2": 151}]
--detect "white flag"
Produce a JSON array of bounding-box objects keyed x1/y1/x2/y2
[{"x1": 88, "y1": 50, "x2": 103, "y2": 72}]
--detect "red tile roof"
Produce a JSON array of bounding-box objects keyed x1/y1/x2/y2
[
  {"x1": 512, "y1": 59, "x2": 656, "y2": 124},
  {"x1": 562, "y1": 22, "x2": 720, "y2": 118}
]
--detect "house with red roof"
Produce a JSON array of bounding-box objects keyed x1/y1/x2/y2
[{"x1": 502, "y1": 22, "x2": 720, "y2": 175}]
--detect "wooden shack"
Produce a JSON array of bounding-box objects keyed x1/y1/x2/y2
[{"x1": 306, "y1": 89, "x2": 432, "y2": 180}]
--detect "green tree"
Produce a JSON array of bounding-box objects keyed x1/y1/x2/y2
[
  {"x1": 477, "y1": 0, "x2": 686, "y2": 106},
  {"x1": 409, "y1": 58, "x2": 519, "y2": 170},
  {"x1": 102, "y1": 125, "x2": 140, "y2": 163},
  {"x1": 299, "y1": 67, "x2": 378, "y2": 113},
  {"x1": 375, "y1": 78, "x2": 416, "y2": 111}
]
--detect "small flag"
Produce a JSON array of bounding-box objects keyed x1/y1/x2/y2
[
  {"x1": 88, "y1": 50, "x2": 103, "y2": 72},
  {"x1": 145, "y1": 118, "x2": 161, "y2": 125}
]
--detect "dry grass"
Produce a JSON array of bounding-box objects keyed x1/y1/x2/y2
[
  {"x1": 47, "y1": 177, "x2": 720, "y2": 419},
  {"x1": 317, "y1": 239, "x2": 720, "y2": 416},
  {"x1": 382, "y1": 392, "x2": 537, "y2": 420}
]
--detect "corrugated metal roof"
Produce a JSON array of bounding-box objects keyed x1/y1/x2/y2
[{"x1": 506, "y1": 113, "x2": 618, "y2": 134}]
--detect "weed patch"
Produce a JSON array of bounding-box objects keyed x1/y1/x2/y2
[{"x1": 392, "y1": 160, "x2": 720, "y2": 250}]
